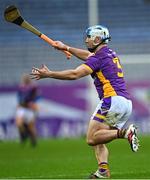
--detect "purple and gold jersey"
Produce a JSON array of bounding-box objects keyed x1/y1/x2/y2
[
  {"x1": 18, "y1": 84, "x2": 38, "y2": 108},
  {"x1": 83, "y1": 46, "x2": 130, "y2": 100}
]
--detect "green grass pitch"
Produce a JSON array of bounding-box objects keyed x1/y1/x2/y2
[{"x1": 0, "y1": 136, "x2": 149, "y2": 179}]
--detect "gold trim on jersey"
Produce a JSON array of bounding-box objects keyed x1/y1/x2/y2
[
  {"x1": 95, "y1": 113, "x2": 106, "y2": 120},
  {"x1": 96, "y1": 71, "x2": 117, "y2": 98},
  {"x1": 82, "y1": 64, "x2": 93, "y2": 73}
]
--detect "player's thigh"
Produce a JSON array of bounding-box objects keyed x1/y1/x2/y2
[
  {"x1": 15, "y1": 107, "x2": 25, "y2": 126},
  {"x1": 87, "y1": 120, "x2": 110, "y2": 139},
  {"x1": 16, "y1": 117, "x2": 24, "y2": 127},
  {"x1": 28, "y1": 121, "x2": 36, "y2": 133}
]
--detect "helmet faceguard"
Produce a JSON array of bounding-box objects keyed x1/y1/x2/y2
[{"x1": 85, "y1": 25, "x2": 111, "y2": 52}]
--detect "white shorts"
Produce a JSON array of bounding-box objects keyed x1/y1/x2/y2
[
  {"x1": 91, "y1": 96, "x2": 132, "y2": 129},
  {"x1": 16, "y1": 107, "x2": 36, "y2": 124}
]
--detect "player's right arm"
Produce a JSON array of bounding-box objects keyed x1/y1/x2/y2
[{"x1": 54, "y1": 41, "x2": 94, "y2": 61}]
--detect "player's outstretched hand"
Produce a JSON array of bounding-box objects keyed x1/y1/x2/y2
[
  {"x1": 30, "y1": 64, "x2": 51, "y2": 80},
  {"x1": 53, "y1": 41, "x2": 69, "y2": 51}
]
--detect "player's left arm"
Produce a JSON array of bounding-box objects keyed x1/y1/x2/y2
[{"x1": 31, "y1": 64, "x2": 93, "y2": 80}]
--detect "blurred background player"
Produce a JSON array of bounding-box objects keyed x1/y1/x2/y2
[
  {"x1": 30, "y1": 25, "x2": 139, "y2": 178},
  {"x1": 15, "y1": 74, "x2": 39, "y2": 147}
]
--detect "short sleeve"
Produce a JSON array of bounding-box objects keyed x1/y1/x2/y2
[{"x1": 84, "y1": 55, "x2": 101, "y2": 72}]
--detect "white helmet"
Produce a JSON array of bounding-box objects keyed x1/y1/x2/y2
[{"x1": 85, "y1": 25, "x2": 111, "y2": 44}]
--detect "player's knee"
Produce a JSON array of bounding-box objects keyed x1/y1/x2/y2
[
  {"x1": 86, "y1": 136, "x2": 95, "y2": 146},
  {"x1": 16, "y1": 119, "x2": 23, "y2": 127}
]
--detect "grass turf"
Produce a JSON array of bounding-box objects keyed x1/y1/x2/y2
[{"x1": 0, "y1": 136, "x2": 149, "y2": 179}]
